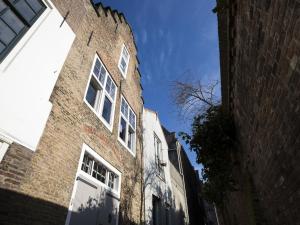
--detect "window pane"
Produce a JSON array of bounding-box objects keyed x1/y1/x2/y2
[
  {"x1": 102, "y1": 96, "x2": 112, "y2": 124},
  {"x1": 129, "y1": 110, "x2": 136, "y2": 128},
  {"x1": 93, "y1": 59, "x2": 100, "y2": 77},
  {"x1": 121, "y1": 99, "x2": 128, "y2": 118},
  {"x1": 81, "y1": 154, "x2": 93, "y2": 175},
  {"x1": 86, "y1": 81, "x2": 97, "y2": 108},
  {"x1": 108, "y1": 172, "x2": 115, "y2": 189},
  {"x1": 119, "y1": 117, "x2": 127, "y2": 141},
  {"x1": 26, "y1": 0, "x2": 44, "y2": 13},
  {"x1": 110, "y1": 83, "x2": 116, "y2": 99},
  {"x1": 1, "y1": 8, "x2": 25, "y2": 33},
  {"x1": 0, "y1": 20, "x2": 16, "y2": 45},
  {"x1": 93, "y1": 59, "x2": 106, "y2": 85},
  {"x1": 120, "y1": 58, "x2": 126, "y2": 72},
  {"x1": 0, "y1": 1, "x2": 7, "y2": 12},
  {"x1": 105, "y1": 76, "x2": 111, "y2": 91},
  {"x1": 12, "y1": 0, "x2": 36, "y2": 23},
  {"x1": 128, "y1": 126, "x2": 135, "y2": 150},
  {"x1": 105, "y1": 76, "x2": 114, "y2": 98},
  {"x1": 122, "y1": 47, "x2": 129, "y2": 60},
  {"x1": 99, "y1": 66, "x2": 106, "y2": 85},
  {"x1": 92, "y1": 162, "x2": 106, "y2": 183},
  {"x1": 105, "y1": 76, "x2": 116, "y2": 99}
]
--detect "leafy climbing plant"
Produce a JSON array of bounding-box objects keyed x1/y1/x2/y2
[{"x1": 180, "y1": 105, "x2": 236, "y2": 205}]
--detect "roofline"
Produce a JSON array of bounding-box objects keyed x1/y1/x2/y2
[
  {"x1": 217, "y1": 0, "x2": 235, "y2": 113},
  {"x1": 93, "y1": 1, "x2": 140, "y2": 61},
  {"x1": 144, "y1": 107, "x2": 158, "y2": 115}
]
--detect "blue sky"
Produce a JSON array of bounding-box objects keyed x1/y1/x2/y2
[{"x1": 98, "y1": 0, "x2": 220, "y2": 174}]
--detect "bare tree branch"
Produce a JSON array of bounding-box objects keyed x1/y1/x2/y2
[{"x1": 171, "y1": 79, "x2": 220, "y2": 119}]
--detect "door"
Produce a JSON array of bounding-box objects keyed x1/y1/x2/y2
[
  {"x1": 152, "y1": 195, "x2": 162, "y2": 225},
  {"x1": 96, "y1": 193, "x2": 119, "y2": 225},
  {"x1": 68, "y1": 176, "x2": 119, "y2": 225}
]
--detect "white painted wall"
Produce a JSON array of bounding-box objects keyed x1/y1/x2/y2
[
  {"x1": 143, "y1": 108, "x2": 173, "y2": 225},
  {"x1": 0, "y1": 1, "x2": 75, "y2": 151}
]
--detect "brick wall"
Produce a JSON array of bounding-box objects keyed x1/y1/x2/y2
[
  {"x1": 0, "y1": 143, "x2": 33, "y2": 191},
  {"x1": 219, "y1": 0, "x2": 300, "y2": 224},
  {"x1": 0, "y1": 1, "x2": 143, "y2": 224}
]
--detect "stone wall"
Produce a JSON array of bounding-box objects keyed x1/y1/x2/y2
[
  {"x1": 219, "y1": 0, "x2": 300, "y2": 224},
  {"x1": 0, "y1": 1, "x2": 143, "y2": 224}
]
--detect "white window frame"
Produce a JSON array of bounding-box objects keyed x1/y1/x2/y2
[
  {"x1": 118, "y1": 96, "x2": 136, "y2": 156},
  {"x1": 0, "y1": 0, "x2": 53, "y2": 71},
  {"x1": 65, "y1": 143, "x2": 122, "y2": 225},
  {"x1": 77, "y1": 143, "x2": 121, "y2": 195},
  {"x1": 154, "y1": 132, "x2": 165, "y2": 179},
  {"x1": 83, "y1": 54, "x2": 117, "y2": 132},
  {"x1": 118, "y1": 44, "x2": 130, "y2": 78},
  {"x1": 79, "y1": 151, "x2": 120, "y2": 194}
]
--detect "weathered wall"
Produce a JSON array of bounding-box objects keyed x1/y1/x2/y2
[
  {"x1": 219, "y1": 0, "x2": 300, "y2": 224},
  {"x1": 169, "y1": 162, "x2": 188, "y2": 225},
  {"x1": 180, "y1": 148, "x2": 205, "y2": 225},
  {"x1": 0, "y1": 1, "x2": 143, "y2": 225}
]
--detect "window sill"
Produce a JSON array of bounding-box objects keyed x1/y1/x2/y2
[
  {"x1": 83, "y1": 99, "x2": 113, "y2": 133},
  {"x1": 117, "y1": 137, "x2": 136, "y2": 157}
]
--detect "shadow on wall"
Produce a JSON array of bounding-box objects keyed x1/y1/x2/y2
[
  {"x1": 145, "y1": 194, "x2": 187, "y2": 225},
  {"x1": 0, "y1": 188, "x2": 68, "y2": 225},
  {"x1": 0, "y1": 187, "x2": 139, "y2": 225},
  {"x1": 143, "y1": 159, "x2": 187, "y2": 225}
]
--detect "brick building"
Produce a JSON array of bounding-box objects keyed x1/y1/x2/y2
[
  {"x1": 0, "y1": 1, "x2": 143, "y2": 225},
  {"x1": 218, "y1": 0, "x2": 300, "y2": 224}
]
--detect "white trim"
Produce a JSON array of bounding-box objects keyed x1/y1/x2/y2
[
  {"x1": 0, "y1": 142, "x2": 9, "y2": 162},
  {"x1": 117, "y1": 96, "x2": 136, "y2": 157},
  {"x1": 154, "y1": 132, "x2": 165, "y2": 180},
  {"x1": 0, "y1": 133, "x2": 13, "y2": 145},
  {"x1": 0, "y1": 0, "x2": 54, "y2": 71},
  {"x1": 118, "y1": 44, "x2": 130, "y2": 78},
  {"x1": 0, "y1": 133, "x2": 13, "y2": 162},
  {"x1": 83, "y1": 54, "x2": 117, "y2": 133},
  {"x1": 65, "y1": 143, "x2": 122, "y2": 225}
]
